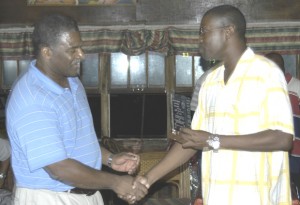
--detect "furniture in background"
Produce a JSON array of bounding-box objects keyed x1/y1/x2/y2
[{"x1": 137, "y1": 151, "x2": 191, "y2": 204}]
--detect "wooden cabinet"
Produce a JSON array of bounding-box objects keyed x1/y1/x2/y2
[{"x1": 138, "y1": 151, "x2": 191, "y2": 199}]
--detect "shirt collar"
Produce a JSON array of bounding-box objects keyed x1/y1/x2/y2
[
  {"x1": 213, "y1": 47, "x2": 254, "y2": 83},
  {"x1": 28, "y1": 60, "x2": 78, "y2": 94}
]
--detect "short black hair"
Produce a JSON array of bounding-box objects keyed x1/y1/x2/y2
[
  {"x1": 204, "y1": 5, "x2": 246, "y2": 39},
  {"x1": 32, "y1": 14, "x2": 79, "y2": 56},
  {"x1": 265, "y1": 52, "x2": 285, "y2": 72}
]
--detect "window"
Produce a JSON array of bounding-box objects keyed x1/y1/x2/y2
[
  {"x1": 87, "y1": 94, "x2": 101, "y2": 138},
  {"x1": 283, "y1": 54, "x2": 297, "y2": 77},
  {"x1": 110, "y1": 93, "x2": 167, "y2": 139},
  {"x1": 110, "y1": 52, "x2": 165, "y2": 90},
  {"x1": 81, "y1": 53, "x2": 99, "y2": 88},
  {"x1": 2, "y1": 59, "x2": 30, "y2": 89},
  {"x1": 109, "y1": 52, "x2": 167, "y2": 139},
  {"x1": 175, "y1": 55, "x2": 205, "y2": 89},
  {"x1": 1, "y1": 52, "x2": 236, "y2": 142}
]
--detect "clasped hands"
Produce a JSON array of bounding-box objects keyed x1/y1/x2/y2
[
  {"x1": 110, "y1": 152, "x2": 150, "y2": 204},
  {"x1": 116, "y1": 175, "x2": 149, "y2": 204}
]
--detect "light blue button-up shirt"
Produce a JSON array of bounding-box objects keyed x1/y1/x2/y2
[{"x1": 6, "y1": 60, "x2": 101, "y2": 191}]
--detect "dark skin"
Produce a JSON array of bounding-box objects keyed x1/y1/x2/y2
[
  {"x1": 0, "y1": 158, "x2": 10, "y2": 189},
  {"x1": 134, "y1": 12, "x2": 293, "y2": 190},
  {"x1": 37, "y1": 31, "x2": 147, "y2": 204},
  {"x1": 44, "y1": 147, "x2": 146, "y2": 202}
]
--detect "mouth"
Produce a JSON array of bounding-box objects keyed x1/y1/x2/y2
[
  {"x1": 71, "y1": 60, "x2": 81, "y2": 74},
  {"x1": 73, "y1": 59, "x2": 81, "y2": 66},
  {"x1": 72, "y1": 60, "x2": 81, "y2": 68},
  {"x1": 198, "y1": 46, "x2": 204, "y2": 55}
]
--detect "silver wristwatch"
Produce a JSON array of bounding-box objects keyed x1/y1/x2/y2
[
  {"x1": 206, "y1": 134, "x2": 220, "y2": 153},
  {"x1": 0, "y1": 172, "x2": 6, "y2": 180},
  {"x1": 107, "y1": 154, "x2": 114, "y2": 168}
]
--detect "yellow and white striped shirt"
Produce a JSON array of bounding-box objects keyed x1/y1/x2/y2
[{"x1": 192, "y1": 48, "x2": 294, "y2": 205}]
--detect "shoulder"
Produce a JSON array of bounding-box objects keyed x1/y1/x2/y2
[{"x1": 244, "y1": 51, "x2": 284, "y2": 79}]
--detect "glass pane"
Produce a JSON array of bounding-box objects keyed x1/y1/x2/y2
[
  {"x1": 81, "y1": 53, "x2": 99, "y2": 87},
  {"x1": 283, "y1": 55, "x2": 297, "y2": 77},
  {"x1": 194, "y1": 56, "x2": 204, "y2": 83},
  {"x1": 110, "y1": 94, "x2": 166, "y2": 138},
  {"x1": 19, "y1": 60, "x2": 30, "y2": 75},
  {"x1": 148, "y1": 52, "x2": 165, "y2": 87},
  {"x1": 87, "y1": 95, "x2": 101, "y2": 138},
  {"x1": 176, "y1": 55, "x2": 192, "y2": 87},
  {"x1": 3, "y1": 60, "x2": 17, "y2": 87},
  {"x1": 110, "y1": 94, "x2": 142, "y2": 137},
  {"x1": 111, "y1": 53, "x2": 128, "y2": 88},
  {"x1": 143, "y1": 94, "x2": 167, "y2": 137},
  {"x1": 130, "y1": 54, "x2": 146, "y2": 88}
]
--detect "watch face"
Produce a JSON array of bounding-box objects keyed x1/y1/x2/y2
[
  {"x1": 0, "y1": 172, "x2": 6, "y2": 179},
  {"x1": 212, "y1": 140, "x2": 220, "y2": 149}
]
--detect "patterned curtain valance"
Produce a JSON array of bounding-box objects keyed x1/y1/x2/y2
[
  {"x1": 81, "y1": 29, "x2": 169, "y2": 55},
  {"x1": 0, "y1": 32, "x2": 33, "y2": 60},
  {"x1": 246, "y1": 27, "x2": 300, "y2": 55},
  {"x1": 0, "y1": 25, "x2": 299, "y2": 60}
]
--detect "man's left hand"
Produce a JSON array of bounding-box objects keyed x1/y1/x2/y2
[{"x1": 111, "y1": 152, "x2": 140, "y2": 174}]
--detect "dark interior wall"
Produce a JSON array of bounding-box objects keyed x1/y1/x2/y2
[
  {"x1": 0, "y1": 0, "x2": 136, "y2": 26},
  {"x1": 0, "y1": 0, "x2": 300, "y2": 27}
]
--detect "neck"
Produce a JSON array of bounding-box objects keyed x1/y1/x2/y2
[
  {"x1": 223, "y1": 45, "x2": 247, "y2": 83},
  {"x1": 35, "y1": 60, "x2": 70, "y2": 88}
]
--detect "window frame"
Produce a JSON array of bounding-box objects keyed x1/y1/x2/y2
[{"x1": 1, "y1": 54, "x2": 299, "y2": 142}]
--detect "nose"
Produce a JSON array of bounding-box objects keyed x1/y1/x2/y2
[
  {"x1": 76, "y1": 48, "x2": 85, "y2": 60},
  {"x1": 198, "y1": 38, "x2": 204, "y2": 54},
  {"x1": 199, "y1": 35, "x2": 204, "y2": 43}
]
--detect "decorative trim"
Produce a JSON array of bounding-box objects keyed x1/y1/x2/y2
[{"x1": 0, "y1": 24, "x2": 300, "y2": 59}]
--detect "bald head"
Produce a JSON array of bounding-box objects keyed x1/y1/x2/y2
[{"x1": 265, "y1": 52, "x2": 285, "y2": 72}]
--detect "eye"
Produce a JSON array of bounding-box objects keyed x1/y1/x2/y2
[
  {"x1": 199, "y1": 27, "x2": 209, "y2": 36},
  {"x1": 67, "y1": 48, "x2": 77, "y2": 55}
]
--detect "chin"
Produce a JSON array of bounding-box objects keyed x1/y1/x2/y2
[
  {"x1": 201, "y1": 54, "x2": 210, "y2": 61},
  {"x1": 199, "y1": 51, "x2": 208, "y2": 60},
  {"x1": 70, "y1": 67, "x2": 80, "y2": 77},
  {"x1": 68, "y1": 71, "x2": 80, "y2": 77}
]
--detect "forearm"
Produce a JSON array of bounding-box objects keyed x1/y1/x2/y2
[
  {"x1": 0, "y1": 158, "x2": 10, "y2": 174},
  {"x1": 220, "y1": 130, "x2": 293, "y2": 151},
  {"x1": 146, "y1": 143, "x2": 196, "y2": 186},
  {"x1": 0, "y1": 158, "x2": 10, "y2": 188},
  {"x1": 45, "y1": 158, "x2": 119, "y2": 190}
]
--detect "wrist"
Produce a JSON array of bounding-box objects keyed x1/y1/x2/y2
[
  {"x1": 206, "y1": 134, "x2": 220, "y2": 152},
  {"x1": 144, "y1": 173, "x2": 155, "y2": 187}
]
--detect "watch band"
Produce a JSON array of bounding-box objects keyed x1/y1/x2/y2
[{"x1": 107, "y1": 154, "x2": 114, "y2": 168}]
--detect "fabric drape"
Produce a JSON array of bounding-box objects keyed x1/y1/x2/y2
[{"x1": 0, "y1": 26, "x2": 299, "y2": 60}]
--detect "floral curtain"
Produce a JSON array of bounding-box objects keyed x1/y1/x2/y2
[{"x1": 0, "y1": 25, "x2": 299, "y2": 60}]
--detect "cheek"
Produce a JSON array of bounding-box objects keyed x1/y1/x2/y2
[
  {"x1": 201, "y1": 46, "x2": 218, "y2": 61},
  {"x1": 205, "y1": 36, "x2": 223, "y2": 54},
  {"x1": 55, "y1": 53, "x2": 72, "y2": 64}
]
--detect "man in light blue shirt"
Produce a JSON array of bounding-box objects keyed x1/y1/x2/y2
[{"x1": 6, "y1": 14, "x2": 147, "y2": 205}]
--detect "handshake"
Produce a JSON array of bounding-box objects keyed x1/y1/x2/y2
[
  {"x1": 107, "y1": 152, "x2": 153, "y2": 204},
  {"x1": 116, "y1": 175, "x2": 150, "y2": 204}
]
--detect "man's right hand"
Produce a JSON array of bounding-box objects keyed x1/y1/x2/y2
[{"x1": 114, "y1": 175, "x2": 148, "y2": 204}]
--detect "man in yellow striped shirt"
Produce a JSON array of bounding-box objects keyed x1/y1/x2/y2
[{"x1": 134, "y1": 5, "x2": 294, "y2": 205}]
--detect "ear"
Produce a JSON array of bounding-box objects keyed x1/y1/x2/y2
[
  {"x1": 40, "y1": 46, "x2": 52, "y2": 59},
  {"x1": 225, "y1": 25, "x2": 235, "y2": 40}
]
